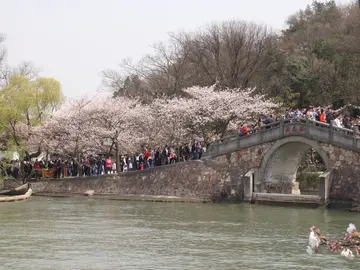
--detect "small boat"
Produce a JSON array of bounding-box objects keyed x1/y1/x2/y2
[
  {"x1": 0, "y1": 183, "x2": 30, "y2": 196},
  {"x1": 0, "y1": 188, "x2": 32, "y2": 202}
]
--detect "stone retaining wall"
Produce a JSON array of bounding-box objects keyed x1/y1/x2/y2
[
  {"x1": 31, "y1": 160, "x2": 244, "y2": 203},
  {"x1": 321, "y1": 144, "x2": 360, "y2": 203},
  {"x1": 28, "y1": 143, "x2": 360, "y2": 206}
]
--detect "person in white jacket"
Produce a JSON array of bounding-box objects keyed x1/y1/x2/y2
[
  {"x1": 112, "y1": 162, "x2": 116, "y2": 174},
  {"x1": 333, "y1": 115, "x2": 342, "y2": 128}
]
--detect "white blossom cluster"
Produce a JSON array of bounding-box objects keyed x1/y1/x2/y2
[{"x1": 33, "y1": 85, "x2": 278, "y2": 156}]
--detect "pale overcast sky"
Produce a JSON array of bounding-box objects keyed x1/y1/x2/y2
[{"x1": 0, "y1": 0, "x2": 346, "y2": 98}]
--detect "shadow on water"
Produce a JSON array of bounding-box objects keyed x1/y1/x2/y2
[{"x1": 0, "y1": 197, "x2": 359, "y2": 270}]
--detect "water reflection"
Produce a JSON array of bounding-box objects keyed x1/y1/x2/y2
[{"x1": 0, "y1": 198, "x2": 359, "y2": 269}]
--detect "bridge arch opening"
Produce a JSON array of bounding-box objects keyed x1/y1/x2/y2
[{"x1": 258, "y1": 137, "x2": 328, "y2": 194}]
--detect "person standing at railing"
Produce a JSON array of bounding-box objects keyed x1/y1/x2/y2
[
  {"x1": 311, "y1": 109, "x2": 316, "y2": 121},
  {"x1": 33, "y1": 160, "x2": 42, "y2": 180},
  {"x1": 319, "y1": 109, "x2": 327, "y2": 123},
  {"x1": 239, "y1": 124, "x2": 248, "y2": 137},
  {"x1": 105, "y1": 156, "x2": 112, "y2": 174},
  {"x1": 292, "y1": 109, "x2": 303, "y2": 118},
  {"x1": 144, "y1": 148, "x2": 151, "y2": 168},
  {"x1": 333, "y1": 115, "x2": 343, "y2": 128},
  {"x1": 306, "y1": 107, "x2": 318, "y2": 121},
  {"x1": 306, "y1": 108, "x2": 313, "y2": 120},
  {"x1": 195, "y1": 142, "x2": 203, "y2": 159},
  {"x1": 326, "y1": 108, "x2": 334, "y2": 124},
  {"x1": 112, "y1": 162, "x2": 116, "y2": 174},
  {"x1": 343, "y1": 116, "x2": 352, "y2": 129},
  {"x1": 190, "y1": 142, "x2": 197, "y2": 160},
  {"x1": 284, "y1": 110, "x2": 291, "y2": 119},
  {"x1": 263, "y1": 115, "x2": 275, "y2": 126},
  {"x1": 313, "y1": 109, "x2": 319, "y2": 121}
]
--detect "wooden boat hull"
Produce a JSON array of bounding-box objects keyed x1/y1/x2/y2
[
  {"x1": 0, "y1": 183, "x2": 30, "y2": 196},
  {"x1": 0, "y1": 188, "x2": 32, "y2": 202}
]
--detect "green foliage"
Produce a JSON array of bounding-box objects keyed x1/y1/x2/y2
[
  {"x1": 0, "y1": 76, "x2": 63, "y2": 125},
  {"x1": 296, "y1": 147, "x2": 326, "y2": 192},
  {"x1": 0, "y1": 159, "x2": 10, "y2": 184},
  {"x1": 0, "y1": 75, "x2": 64, "y2": 152},
  {"x1": 297, "y1": 172, "x2": 321, "y2": 191},
  {"x1": 273, "y1": 87, "x2": 300, "y2": 109},
  {"x1": 262, "y1": 1, "x2": 360, "y2": 108}
]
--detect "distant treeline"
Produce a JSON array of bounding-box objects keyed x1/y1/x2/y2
[{"x1": 102, "y1": 1, "x2": 360, "y2": 109}]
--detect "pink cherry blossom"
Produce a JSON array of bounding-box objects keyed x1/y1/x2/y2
[{"x1": 35, "y1": 85, "x2": 278, "y2": 156}]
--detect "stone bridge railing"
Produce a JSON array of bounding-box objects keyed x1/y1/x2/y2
[{"x1": 206, "y1": 118, "x2": 360, "y2": 158}]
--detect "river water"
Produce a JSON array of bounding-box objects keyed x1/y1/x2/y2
[{"x1": 0, "y1": 198, "x2": 359, "y2": 270}]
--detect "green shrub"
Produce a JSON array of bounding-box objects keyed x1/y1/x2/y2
[{"x1": 297, "y1": 172, "x2": 320, "y2": 190}]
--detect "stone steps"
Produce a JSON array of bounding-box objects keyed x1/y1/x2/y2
[{"x1": 252, "y1": 192, "x2": 323, "y2": 205}]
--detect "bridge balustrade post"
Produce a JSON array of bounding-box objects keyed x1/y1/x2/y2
[
  {"x1": 353, "y1": 126, "x2": 358, "y2": 150},
  {"x1": 280, "y1": 119, "x2": 284, "y2": 137},
  {"x1": 353, "y1": 137, "x2": 357, "y2": 150},
  {"x1": 207, "y1": 144, "x2": 213, "y2": 157},
  {"x1": 208, "y1": 143, "x2": 216, "y2": 157},
  {"x1": 329, "y1": 121, "x2": 334, "y2": 143},
  {"x1": 215, "y1": 142, "x2": 220, "y2": 156},
  {"x1": 244, "y1": 170, "x2": 254, "y2": 202},
  {"x1": 318, "y1": 170, "x2": 332, "y2": 203},
  {"x1": 305, "y1": 118, "x2": 310, "y2": 137},
  {"x1": 259, "y1": 125, "x2": 264, "y2": 142}
]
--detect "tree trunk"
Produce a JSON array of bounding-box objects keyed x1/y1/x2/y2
[
  {"x1": 218, "y1": 117, "x2": 235, "y2": 139},
  {"x1": 25, "y1": 146, "x2": 41, "y2": 160},
  {"x1": 115, "y1": 142, "x2": 120, "y2": 173}
]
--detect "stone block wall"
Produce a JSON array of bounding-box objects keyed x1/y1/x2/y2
[
  {"x1": 211, "y1": 138, "x2": 360, "y2": 204},
  {"x1": 319, "y1": 143, "x2": 360, "y2": 202},
  {"x1": 211, "y1": 143, "x2": 271, "y2": 196},
  {"x1": 31, "y1": 160, "x2": 244, "y2": 203},
  {"x1": 29, "y1": 138, "x2": 360, "y2": 205}
]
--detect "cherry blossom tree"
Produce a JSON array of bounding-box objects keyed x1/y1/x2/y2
[
  {"x1": 141, "y1": 85, "x2": 278, "y2": 146},
  {"x1": 36, "y1": 97, "x2": 100, "y2": 160},
  {"x1": 87, "y1": 96, "x2": 146, "y2": 171},
  {"x1": 148, "y1": 97, "x2": 190, "y2": 147},
  {"x1": 168, "y1": 85, "x2": 279, "y2": 143},
  {"x1": 35, "y1": 84, "x2": 278, "y2": 159},
  {"x1": 36, "y1": 95, "x2": 149, "y2": 166},
  {"x1": 131, "y1": 109, "x2": 165, "y2": 149},
  {"x1": 307, "y1": 223, "x2": 360, "y2": 258}
]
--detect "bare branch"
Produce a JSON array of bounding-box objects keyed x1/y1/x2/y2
[
  {"x1": 0, "y1": 61, "x2": 39, "y2": 87},
  {"x1": 0, "y1": 34, "x2": 6, "y2": 68}
]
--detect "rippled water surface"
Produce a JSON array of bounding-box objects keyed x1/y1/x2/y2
[{"x1": 0, "y1": 197, "x2": 360, "y2": 269}]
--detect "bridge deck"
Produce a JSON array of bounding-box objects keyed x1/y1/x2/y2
[{"x1": 206, "y1": 118, "x2": 360, "y2": 157}]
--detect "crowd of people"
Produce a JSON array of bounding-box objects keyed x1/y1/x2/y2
[
  {"x1": 281, "y1": 106, "x2": 358, "y2": 129},
  {"x1": 2, "y1": 105, "x2": 359, "y2": 181},
  {"x1": 0, "y1": 142, "x2": 205, "y2": 180},
  {"x1": 237, "y1": 106, "x2": 360, "y2": 137}
]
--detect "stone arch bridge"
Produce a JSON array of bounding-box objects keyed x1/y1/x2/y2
[
  {"x1": 31, "y1": 118, "x2": 360, "y2": 207},
  {"x1": 205, "y1": 118, "x2": 360, "y2": 205}
]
